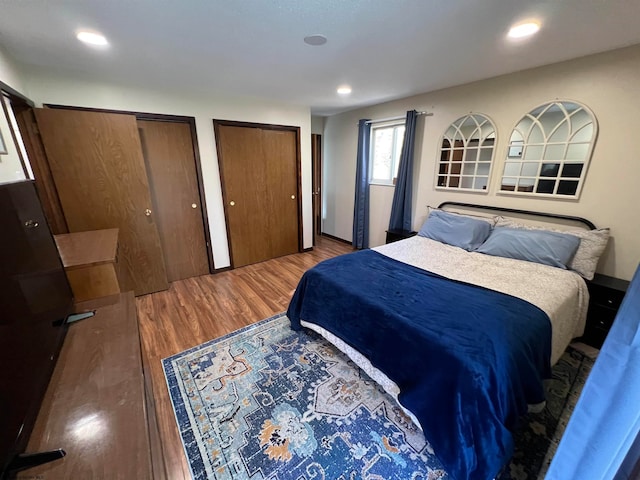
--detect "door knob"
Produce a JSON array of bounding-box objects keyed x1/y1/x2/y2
[
  {"x1": 145, "y1": 209, "x2": 152, "y2": 216},
  {"x1": 24, "y1": 219, "x2": 39, "y2": 228},
  {"x1": 191, "y1": 203, "x2": 197, "y2": 209},
  {"x1": 230, "y1": 201, "x2": 235, "y2": 206},
  {"x1": 291, "y1": 195, "x2": 295, "y2": 199}
]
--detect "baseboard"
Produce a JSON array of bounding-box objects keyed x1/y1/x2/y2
[
  {"x1": 303, "y1": 247, "x2": 314, "y2": 252},
  {"x1": 321, "y1": 232, "x2": 352, "y2": 245},
  {"x1": 212, "y1": 266, "x2": 232, "y2": 274}
]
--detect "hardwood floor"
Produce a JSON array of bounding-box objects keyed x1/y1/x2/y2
[{"x1": 136, "y1": 236, "x2": 353, "y2": 479}]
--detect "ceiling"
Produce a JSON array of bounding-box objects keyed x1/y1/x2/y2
[{"x1": 1, "y1": 0, "x2": 639, "y2": 116}]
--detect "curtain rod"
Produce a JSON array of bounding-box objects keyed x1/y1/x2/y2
[{"x1": 364, "y1": 111, "x2": 433, "y2": 125}]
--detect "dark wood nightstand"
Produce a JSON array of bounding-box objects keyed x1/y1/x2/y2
[
  {"x1": 385, "y1": 229, "x2": 418, "y2": 244},
  {"x1": 580, "y1": 273, "x2": 630, "y2": 348}
]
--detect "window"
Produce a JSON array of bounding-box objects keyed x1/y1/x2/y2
[
  {"x1": 500, "y1": 100, "x2": 597, "y2": 198},
  {"x1": 370, "y1": 122, "x2": 405, "y2": 185},
  {"x1": 435, "y1": 114, "x2": 496, "y2": 192}
]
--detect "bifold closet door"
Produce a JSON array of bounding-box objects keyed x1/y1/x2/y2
[
  {"x1": 215, "y1": 122, "x2": 300, "y2": 268},
  {"x1": 137, "y1": 120, "x2": 210, "y2": 282},
  {"x1": 34, "y1": 108, "x2": 168, "y2": 295}
]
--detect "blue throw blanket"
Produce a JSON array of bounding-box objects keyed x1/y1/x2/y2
[{"x1": 287, "y1": 250, "x2": 552, "y2": 480}]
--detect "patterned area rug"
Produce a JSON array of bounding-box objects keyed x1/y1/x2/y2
[{"x1": 163, "y1": 314, "x2": 594, "y2": 480}]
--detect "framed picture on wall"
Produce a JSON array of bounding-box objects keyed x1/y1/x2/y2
[{"x1": 0, "y1": 127, "x2": 7, "y2": 155}]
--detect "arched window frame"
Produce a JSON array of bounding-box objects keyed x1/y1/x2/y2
[
  {"x1": 499, "y1": 100, "x2": 598, "y2": 198},
  {"x1": 435, "y1": 113, "x2": 496, "y2": 193}
]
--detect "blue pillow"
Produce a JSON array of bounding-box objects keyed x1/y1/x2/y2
[
  {"x1": 476, "y1": 227, "x2": 581, "y2": 269},
  {"x1": 418, "y1": 210, "x2": 492, "y2": 251}
]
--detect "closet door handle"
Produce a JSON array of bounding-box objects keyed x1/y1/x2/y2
[
  {"x1": 229, "y1": 201, "x2": 235, "y2": 206},
  {"x1": 144, "y1": 209, "x2": 152, "y2": 217}
]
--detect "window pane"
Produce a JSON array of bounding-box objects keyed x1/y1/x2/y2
[
  {"x1": 540, "y1": 163, "x2": 560, "y2": 177},
  {"x1": 479, "y1": 148, "x2": 493, "y2": 161},
  {"x1": 372, "y1": 128, "x2": 393, "y2": 181},
  {"x1": 529, "y1": 123, "x2": 545, "y2": 144},
  {"x1": 466, "y1": 147, "x2": 478, "y2": 162},
  {"x1": 439, "y1": 163, "x2": 449, "y2": 174},
  {"x1": 536, "y1": 179, "x2": 556, "y2": 194},
  {"x1": 477, "y1": 162, "x2": 491, "y2": 175},
  {"x1": 448, "y1": 176, "x2": 460, "y2": 187},
  {"x1": 557, "y1": 180, "x2": 579, "y2": 195},
  {"x1": 510, "y1": 129, "x2": 524, "y2": 143},
  {"x1": 445, "y1": 126, "x2": 457, "y2": 139},
  {"x1": 566, "y1": 143, "x2": 589, "y2": 161},
  {"x1": 524, "y1": 144, "x2": 543, "y2": 161},
  {"x1": 570, "y1": 109, "x2": 591, "y2": 134},
  {"x1": 437, "y1": 176, "x2": 447, "y2": 187},
  {"x1": 474, "y1": 177, "x2": 488, "y2": 190},
  {"x1": 501, "y1": 178, "x2": 517, "y2": 191},
  {"x1": 521, "y1": 162, "x2": 539, "y2": 177},
  {"x1": 504, "y1": 162, "x2": 521, "y2": 176},
  {"x1": 561, "y1": 163, "x2": 583, "y2": 178},
  {"x1": 462, "y1": 163, "x2": 476, "y2": 175},
  {"x1": 393, "y1": 126, "x2": 405, "y2": 178},
  {"x1": 544, "y1": 144, "x2": 565, "y2": 160},
  {"x1": 517, "y1": 178, "x2": 535, "y2": 192},
  {"x1": 514, "y1": 117, "x2": 533, "y2": 139},
  {"x1": 461, "y1": 177, "x2": 474, "y2": 189},
  {"x1": 572, "y1": 123, "x2": 593, "y2": 143},
  {"x1": 549, "y1": 120, "x2": 570, "y2": 143}
]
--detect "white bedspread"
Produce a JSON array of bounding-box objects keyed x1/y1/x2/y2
[{"x1": 373, "y1": 235, "x2": 589, "y2": 365}]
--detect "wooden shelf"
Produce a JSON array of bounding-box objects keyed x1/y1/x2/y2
[
  {"x1": 54, "y1": 229, "x2": 120, "y2": 303},
  {"x1": 54, "y1": 228, "x2": 119, "y2": 269}
]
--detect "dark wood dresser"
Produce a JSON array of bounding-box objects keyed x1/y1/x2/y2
[{"x1": 581, "y1": 273, "x2": 630, "y2": 348}]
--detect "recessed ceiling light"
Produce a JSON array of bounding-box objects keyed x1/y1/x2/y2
[
  {"x1": 508, "y1": 22, "x2": 540, "y2": 39},
  {"x1": 76, "y1": 30, "x2": 109, "y2": 46},
  {"x1": 304, "y1": 34, "x2": 327, "y2": 46},
  {"x1": 337, "y1": 85, "x2": 352, "y2": 95}
]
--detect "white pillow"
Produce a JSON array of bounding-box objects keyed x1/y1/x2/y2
[{"x1": 495, "y1": 217, "x2": 609, "y2": 280}]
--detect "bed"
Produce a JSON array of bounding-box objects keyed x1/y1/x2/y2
[{"x1": 287, "y1": 203, "x2": 607, "y2": 480}]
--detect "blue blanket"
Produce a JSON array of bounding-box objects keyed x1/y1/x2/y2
[{"x1": 287, "y1": 250, "x2": 552, "y2": 480}]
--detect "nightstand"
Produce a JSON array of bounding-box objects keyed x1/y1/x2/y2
[
  {"x1": 580, "y1": 273, "x2": 630, "y2": 348},
  {"x1": 385, "y1": 229, "x2": 418, "y2": 244}
]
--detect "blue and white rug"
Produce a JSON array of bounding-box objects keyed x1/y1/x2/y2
[{"x1": 163, "y1": 313, "x2": 593, "y2": 480}]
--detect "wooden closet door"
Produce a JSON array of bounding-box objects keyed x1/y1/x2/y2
[
  {"x1": 263, "y1": 129, "x2": 299, "y2": 258},
  {"x1": 215, "y1": 122, "x2": 300, "y2": 268},
  {"x1": 137, "y1": 120, "x2": 210, "y2": 282},
  {"x1": 34, "y1": 108, "x2": 168, "y2": 296}
]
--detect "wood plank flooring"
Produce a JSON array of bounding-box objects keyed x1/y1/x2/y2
[{"x1": 136, "y1": 237, "x2": 353, "y2": 479}]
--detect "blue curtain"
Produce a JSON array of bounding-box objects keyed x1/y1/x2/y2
[
  {"x1": 546, "y1": 264, "x2": 640, "y2": 479},
  {"x1": 388, "y1": 110, "x2": 418, "y2": 232},
  {"x1": 352, "y1": 119, "x2": 371, "y2": 249}
]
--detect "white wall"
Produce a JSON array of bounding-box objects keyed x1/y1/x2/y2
[
  {"x1": 311, "y1": 115, "x2": 325, "y2": 135},
  {"x1": 0, "y1": 45, "x2": 28, "y2": 184},
  {"x1": 22, "y1": 68, "x2": 313, "y2": 269},
  {"x1": 323, "y1": 45, "x2": 640, "y2": 281},
  {"x1": 0, "y1": 45, "x2": 25, "y2": 93}
]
